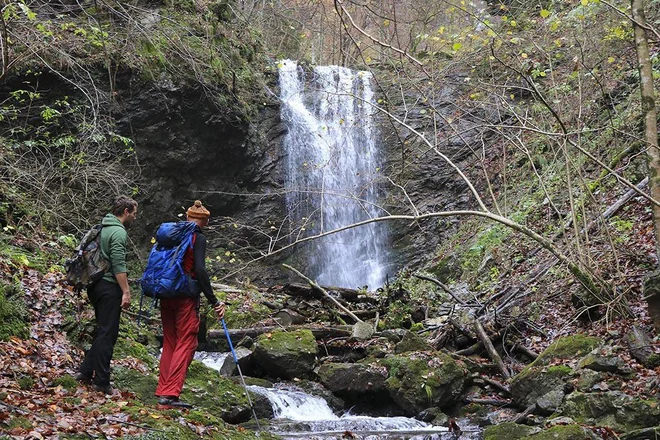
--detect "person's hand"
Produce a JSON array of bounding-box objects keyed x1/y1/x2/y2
[
  {"x1": 213, "y1": 301, "x2": 225, "y2": 320},
  {"x1": 121, "y1": 291, "x2": 131, "y2": 310}
]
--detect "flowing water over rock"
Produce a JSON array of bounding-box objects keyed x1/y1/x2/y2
[
  {"x1": 249, "y1": 384, "x2": 479, "y2": 440},
  {"x1": 278, "y1": 60, "x2": 390, "y2": 289},
  {"x1": 199, "y1": 351, "x2": 482, "y2": 439}
]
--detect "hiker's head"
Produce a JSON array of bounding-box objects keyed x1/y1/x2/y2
[
  {"x1": 112, "y1": 195, "x2": 138, "y2": 227},
  {"x1": 186, "y1": 200, "x2": 210, "y2": 226}
]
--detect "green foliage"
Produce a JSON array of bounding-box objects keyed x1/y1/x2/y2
[
  {"x1": 381, "y1": 299, "x2": 412, "y2": 329},
  {"x1": 609, "y1": 216, "x2": 634, "y2": 244},
  {"x1": 461, "y1": 223, "x2": 511, "y2": 275}
]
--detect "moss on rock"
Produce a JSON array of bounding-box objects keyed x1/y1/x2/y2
[
  {"x1": 380, "y1": 351, "x2": 467, "y2": 414},
  {"x1": 253, "y1": 329, "x2": 318, "y2": 379},
  {"x1": 522, "y1": 424, "x2": 591, "y2": 440},
  {"x1": 484, "y1": 422, "x2": 538, "y2": 440},
  {"x1": 533, "y1": 334, "x2": 601, "y2": 366}
]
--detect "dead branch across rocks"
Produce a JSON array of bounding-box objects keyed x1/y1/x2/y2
[
  {"x1": 282, "y1": 264, "x2": 363, "y2": 323},
  {"x1": 208, "y1": 325, "x2": 355, "y2": 341}
]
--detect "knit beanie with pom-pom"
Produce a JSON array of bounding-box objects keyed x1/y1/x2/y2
[{"x1": 186, "y1": 200, "x2": 210, "y2": 220}]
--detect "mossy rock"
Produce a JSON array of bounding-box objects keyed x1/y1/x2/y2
[
  {"x1": 533, "y1": 334, "x2": 601, "y2": 366},
  {"x1": 620, "y1": 426, "x2": 660, "y2": 440},
  {"x1": 484, "y1": 422, "x2": 538, "y2": 440},
  {"x1": 560, "y1": 391, "x2": 660, "y2": 432},
  {"x1": 379, "y1": 351, "x2": 467, "y2": 414},
  {"x1": 253, "y1": 329, "x2": 318, "y2": 379},
  {"x1": 522, "y1": 424, "x2": 594, "y2": 440},
  {"x1": 394, "y1": 331, "x2": 431, "y2": 353},
  {"x1": 511, "y1": 365, "x2": 573, "y2": 408},
  {"x1": 317, "y1": 362, "x2": 388, "y2": 395}
]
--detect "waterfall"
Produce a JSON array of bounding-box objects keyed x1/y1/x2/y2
[{"x1": 279, "y1": 60, "x2": 389, "y2": 289}]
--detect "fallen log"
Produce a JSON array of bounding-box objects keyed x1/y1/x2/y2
[
  {"x1": 473, "y1": 319, "x2": 510, "y2": 379},
  {"x1": 414, "y1": 274, "x2": 467, "y2": 305},
  {"x1": 507, "y1": 343, "x2": 539, "y2": 361},
  {"x1": 464, "y1": 397, "x2": 513, "y2": 407},
  {"x1": 208, "y1": 325, "x2": 354, "y2": 341},
  {"x1": 456, "y1": 332, "x2": 503, "y2": 356},
  {"x1": 271, "y1": 282, "x2": 376, "y2": 303},
  {"x1": 470, "y1": 374, "x2": 511, "y2": 395}
]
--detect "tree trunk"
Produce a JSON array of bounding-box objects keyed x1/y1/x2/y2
[{"x1": 632, "y1": 0, "x2": 660, "y2": 332}]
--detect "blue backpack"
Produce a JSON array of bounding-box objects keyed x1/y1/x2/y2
[{"x1": 140, "y1": 221, "x2": 200, "y2": 299}]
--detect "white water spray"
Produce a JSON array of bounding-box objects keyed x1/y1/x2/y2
[{"x1": 279, "y1": 60, "x2": 389, "y2": 289}]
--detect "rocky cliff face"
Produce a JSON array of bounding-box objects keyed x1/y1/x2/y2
[
  {"x1": 0, "y1": 62, "x2": 484, "y2": 286},
  {"x1": 113, "y1": 72, "x2": 290, "y2": 284},
  {"x1": 117, "y1": 69, "x2": 485, "y2": 286}
]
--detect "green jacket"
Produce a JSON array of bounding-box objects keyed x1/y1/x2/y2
[{"x1": 100, "y1": 213, "x2": 128, "y2": 283}]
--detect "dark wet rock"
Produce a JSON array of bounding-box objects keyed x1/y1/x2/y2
[
  {"x1": 317, "y1": 362, "x2": 389, "y2": 395},
  {"x1": 252, "y1": 329, "x2": 318, "y2": 379},
  {"x1": 251, "y1": 392, "x2": 275, "y2": 420},
  {"x1": 416, "y1": 407, "x2": 448, "y2": 424},
  {"x1": 625, "y1": 325, "x2": 660, "y2": 369},
  {"x1": 560, "y1": 391, "x2": 660, "y2": 432},
  {"x1": 620, "y1": 426, "x2": 660, "y2": 440},
  {"x1": 219, "y1": 346, "x2": 254, "y2": 376},
  {"x1": 510, "y1": 365, "x2": 572, "y2": 409}
]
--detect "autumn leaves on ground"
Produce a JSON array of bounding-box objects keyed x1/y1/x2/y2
[{"x1": 0, "y1": 251, "x2": 262, "y2": 439}]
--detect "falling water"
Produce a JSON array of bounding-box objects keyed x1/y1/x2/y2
[
  {"x1": 279, "y1": 60, "x2": 389, "y2": 289},
  {"x1": 249, "y1": 384, "x2": 465, "y2": 440}
]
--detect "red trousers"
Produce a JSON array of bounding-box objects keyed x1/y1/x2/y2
[{"x1": 156, "y1": 296, "x2": 199, "y2": 398}]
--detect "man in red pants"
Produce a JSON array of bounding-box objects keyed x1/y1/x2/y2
[{"x1": 156, "y1": 200, "x2": 225, "y2": 408}]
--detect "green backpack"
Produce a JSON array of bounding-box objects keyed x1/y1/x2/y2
[{"x1": 64, "y1": 224, "x2": 111, "y2": 292}]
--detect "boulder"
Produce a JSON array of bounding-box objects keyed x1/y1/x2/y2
[
  {"x1": 625, "y1": 325, "x2": 660, "y2": 369},
  {"x1": 379, "y1": 351, "x2": 467, "y2": 415},
  {"x1": 317, "y1": 362, "x2": 388, "y2": 395},
  {"x1": 620, "y1": 427, "x2": 660, "y2": 440},
  {"x1": 483, "y1": 422, "x2": 539, "y2": 440},
  {"x1": 219, "y1": 346, "x2": 253, "y2": 376},
  {"x1": 252, "y1": 329, "x2": 318, "y2": 379},
  {"x1": 560, "y1": 391, "x2": 660, "y2": 432},
  {"x1": 576, "y1": 352, "x2": 632, "y2": 375},
  {"x1": 394, "y1": 330, "x2": 432, "y2": 353},
  {"x1": 532, "y1": 334, "x2": 601, "y2": 367},
  {"x1": 510, "y1": 365, "x2": 573, "y2": 409},
  {"x1": 520, "y1": 424, "x2": 599, "y2": 440},
  {"x1": 352, "y1": 321, "x2": 375, "y2": 340}
]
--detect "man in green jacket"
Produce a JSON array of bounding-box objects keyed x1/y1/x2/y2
[{"x1": 77, "y1": 195, "x2": 138, "y2": 394}]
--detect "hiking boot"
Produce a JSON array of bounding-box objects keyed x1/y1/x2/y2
[
  {"x1": 157, "y1": 396, "x2": 193, "y2": 409},
  {"x1": 92, "y1": 383, "x2": 113, "y2": 395},
  {"x1": 74, "y1": 373, "x2": 93, "y2": 385}
]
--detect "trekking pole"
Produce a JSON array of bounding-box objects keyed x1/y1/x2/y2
[{"x1": 221, "y1": 318, "x2": 261, "y2": 432}]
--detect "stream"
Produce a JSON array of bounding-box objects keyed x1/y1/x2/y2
[{"x1": 194, "y1": 352, "x2": 483, "y2": 440}]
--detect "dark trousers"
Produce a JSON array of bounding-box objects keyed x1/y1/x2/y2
[{"x1": 79, "y1": 279, "x2": 122, "y2": 386}]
